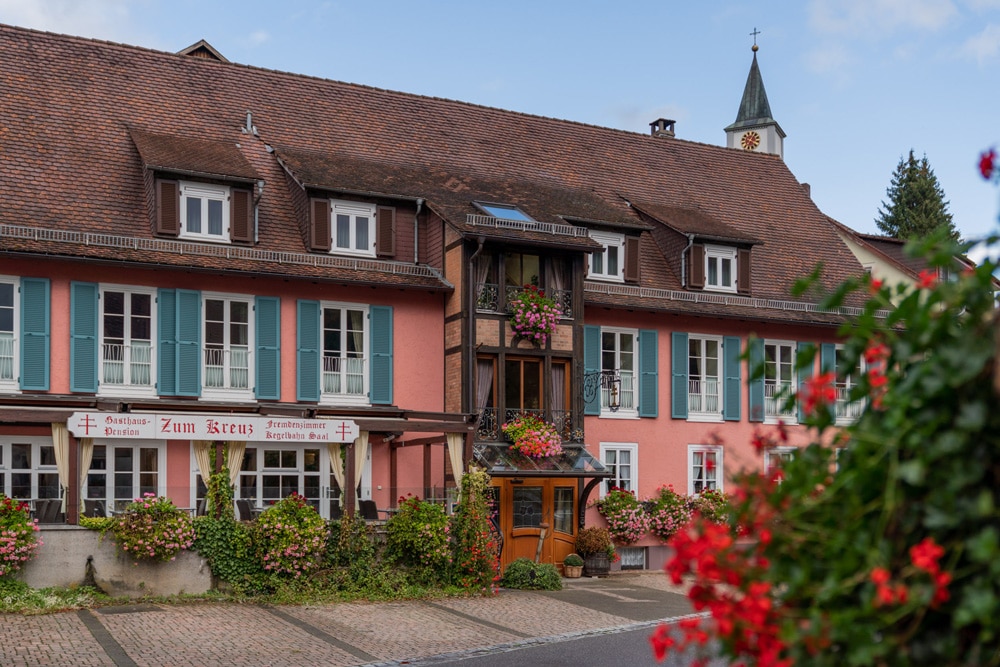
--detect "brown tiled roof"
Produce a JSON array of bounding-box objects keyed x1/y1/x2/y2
[
  {"x1": 0, "y1": 24, "x2": 864, "y2": 309},
  {"x1": 629, "y1": 201, "x2": 762, "y2": 245},
  {"x1": 129, "y1": 127, "x2": 259, "y2": 181}
]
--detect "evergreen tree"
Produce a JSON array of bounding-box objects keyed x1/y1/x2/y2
[{"x1": 875, "y1": 150, "x2": 959, "y2": 240}]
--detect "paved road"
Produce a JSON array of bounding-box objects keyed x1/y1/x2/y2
[{"x1": 0, "y1": 573, "x2": 699, "y2": 667}]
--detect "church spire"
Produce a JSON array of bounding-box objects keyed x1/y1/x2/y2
[{"x1": 725, "y1": 33, "x2": 786, "y2": 159}]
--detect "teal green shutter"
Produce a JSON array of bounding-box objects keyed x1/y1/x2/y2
[
  {"x1": 583, "y1": 325, "x2": 600, "y2": 415},
  {"x1": 20, "y1": 278, "x2": 50, "y2": 391},
  {"x1": 175, "y1": 290, "x2": 201, "y2": 396},
  {"x1": 69, "y1": 282, "x2": 98, "y2": 393},
  {"x1": 158, "y1": 289, "x2": 177, "y2": 395},
  {"x1": 748, "y1": 337, "x2": 764, "y2": 423},
  {"x1": 723, "y1": 336, "x2": 742, "y2": 421},
  {"x1": 296, "y1": 300, "x2": 320, "y2": 402},
  {"x1": 797, "y1": 342, "x2": 816, "y2": 423},
  {"x1": 671, "y1": 332, "x2": 688, "y2": 419},
  {"x1": 638, "y1": 329, "x2": 658, "y2": 417},
  {"x1": 820, "y1": 343, "x2": 836, "y2": 374},
  {"x1": 255, "y1": 296, "x2": 281, "y2": 400},
  {"x1": 369, "y1": 305, "x2": 393, "y2": 405}
]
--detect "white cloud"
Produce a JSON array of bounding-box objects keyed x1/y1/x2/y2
[
  {"x1": 0, "y1": 0, "x2": 137, "y2": 42},
  {"x1": 958, "y1": 22, "x2": 1000, "y2": 63},
  {"x1": 248, "y1": 30, "x2": 270, "y2": 47},
  {"x1": 809, "y1": 0, "x2": 958, "y2": 37}
]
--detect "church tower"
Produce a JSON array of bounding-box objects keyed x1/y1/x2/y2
[{"x1": 725, "y1": 40, "x2": 785, "y2": 159}]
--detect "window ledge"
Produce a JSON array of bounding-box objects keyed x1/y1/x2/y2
[
  {"x1": 687, "y1": 413, "x2": 723, "y2": 423},
  {"x1": 598, "y1": 411, "x2": 639, "y2": 420}
]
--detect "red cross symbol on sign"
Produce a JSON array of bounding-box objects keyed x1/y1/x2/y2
[
  {"x1": 78, "y1": 414, "x2": 96, "y2": 436},
  {"x1": 336, "y1": 422, "x2": 352, "y2": 441}
]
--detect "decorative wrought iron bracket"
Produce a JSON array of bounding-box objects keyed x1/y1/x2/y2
[{"x1": 583, "y1": 369, "x2": 621, "y2": 412}]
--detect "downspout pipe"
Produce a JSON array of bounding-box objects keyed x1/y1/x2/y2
[
  {"x1": 414, "y1": 198, "x2": 424, "y2": 264},
  {"x1": 681, "y1": 233, "x2": 694, "y2": 288}
]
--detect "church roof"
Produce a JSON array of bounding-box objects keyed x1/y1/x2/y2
[{"x1": 725, "y1": 51, "x2": 785, "y2": 136}]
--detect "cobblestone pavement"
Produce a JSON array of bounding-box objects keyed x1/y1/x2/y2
[{"x1": 0, "y1": 573, "x2": 696, "y2": 667}]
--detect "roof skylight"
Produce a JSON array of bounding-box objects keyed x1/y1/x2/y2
[{"x1": 477, "y1": 203, "x2": 534, "y2": 222}]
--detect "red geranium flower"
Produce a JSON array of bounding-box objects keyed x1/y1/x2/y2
[{"x1": 980, "y1": 148, "x2": 996, "y2": 180}]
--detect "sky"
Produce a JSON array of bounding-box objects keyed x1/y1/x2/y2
[{"x1": 2, "y1": 0, "x2": 999, "y2": 253}]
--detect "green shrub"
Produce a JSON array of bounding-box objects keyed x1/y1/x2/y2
[
  {"x1": 108, "y1": 493, "x2": 195, "y2": 562},
  {"x1": 448, "y1": 469, "x2": 500, "y2": 593},
  {"x1": 252, "y1": 493, "x2": 326, "y2": 577},
  {"x1": 500, "y1": 558, "x2": 562, "y2": 590},
  {"x1": 0, "y1": 495, "x2": 41, "y2": 576},
  {"x1": 326, "y1": 512, "x2": 376, "y2": 568},
  {"x1": 384, "y1": 495, "x2": 450, "y2": 583},
  {"x1": 563, "y1": 553, "x2": 584, "y2": 567},
  {"x1": 193, "y1": 515, "x2": 262, "y2": 590}
]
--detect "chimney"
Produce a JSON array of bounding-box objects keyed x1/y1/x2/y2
[
  {"x1": 649, "y1": 118, "x2": 676, "y2": 138},
  {"x1": 801, "y1": 183, "x2": 811, "y2": 198}
]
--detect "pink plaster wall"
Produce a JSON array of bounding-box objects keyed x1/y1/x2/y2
[
  {"x1": 583, "y1": 309, "x2": 839, "y2": 507},
  {"x1": 164, "y1": 440, "x2": 191, "y2": 508}
]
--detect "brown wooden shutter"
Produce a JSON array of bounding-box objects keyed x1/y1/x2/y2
[
  {"x1": 230, "y1": 189, "x2": 253, "y2": 244},
  {"x1": 687, "y1": 243, "x2": 705, "y2": 289},
  {"x1": 155, "y1": 179, "x2": 180, "y2": 237},
  {"x1": 376, "y1": 205, "x2": 396, "y2": 258},
  {"x1": 737, "y1": 248, "x2": 751, "y2": 294},
  {"x1": 624, "y1": 236, "x2": 641, "y2": 282},
  {"x1": 309, "y1": 197, "x2": 331, "y2": 251}
]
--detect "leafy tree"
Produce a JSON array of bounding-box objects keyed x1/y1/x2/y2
[{"x1": 876, "y1": 150, "x2": 959, "y2": 241}]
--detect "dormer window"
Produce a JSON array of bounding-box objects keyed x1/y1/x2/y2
[
  {"x1": 180, "y1": 182, "x2": 230, "y2": 242},
  {"x1": 331, "y1": 199, "x2": 375, "y2": 257},
  {"x1": 705, "y1": 245, "x2": 737, "y2": 292},
  {"x1": 477, "y1": 203, "x2": 534, "y2": 222},
  {"x1": 589, "y1": 231, "x2": 624, "y2": 282},
  {"x1": 686, "y1": 243, "x2": 750, "y2": 295}
]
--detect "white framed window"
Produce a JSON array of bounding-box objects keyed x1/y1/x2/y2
[
  {"x1": 600, "y1": 328, "x2": 637, "y2": 415},
  {"x1": 0, "y1": 276, "x2": 18, "y2": 391},
  {"x1": 765, "y1": 447, "x2": 796, "y2": 478},
  {"x1": 202, "y1": 292, "x2": 254, "y2": 400},
  {"x1": 835, "y1": 345, "x2": 865, "y2": 424},
  {"x1": 600, "y1": 443, "x2": 637, "y2": 496},
  {"x1": 705, "y1": 245, "x2": 737, "y2": 293},
  {"x1": 688, "y1": 335, "x2": 722, "y2": 420},
  {"x1": 764, "y1": 340, "x2": 796, "y2": 422},
  {"x1": 180, "y1": 181, "x2": 230, "y2": 242},
  {"x1": 99, "y1": 285, "x2": 156, "y2": 397},
  {"x1": 589, "y1": 231, "x2": 625, "y2": 282},
  {"x1": 232, "y1": 444, "x2": 351, "y2": 520},
  {"x1": 688, "y1": 444, "x2": 723, "y2": 494},
  {"x1": 321, "y1": 301, "x2": 369, "y2": 405},
  {"x1": 83, "y1": 441, "x2": 165, "y2": 511},
  {"x1": 330, "y1": 199, "x2": 375, "y2": 257},
  {"x1": 0, "y1": 436, "x2": 58, "y2": 501}
]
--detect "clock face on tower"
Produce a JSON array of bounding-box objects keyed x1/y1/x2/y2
[{"x1": 740, "y1": 131, "x2": 761, "y2": 151}]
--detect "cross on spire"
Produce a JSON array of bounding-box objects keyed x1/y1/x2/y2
[{"x1": 750, "y1": 27, "x2": 761, "y2": 51}]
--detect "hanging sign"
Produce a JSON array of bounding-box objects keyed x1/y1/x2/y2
[{"x1": 67, "y1": 412, "x2": 360, "y2": 443}]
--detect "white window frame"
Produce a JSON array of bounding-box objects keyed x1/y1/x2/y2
[
  {"x1": 179, "y1": 181, "x2": 231, "y2": 243},
  {"x1": 704, "y1": 244, "x2": 737, "y2": 293},
  {"x1": 228, "y1": 444, "x2": 348, "y2": 520},
  {"x1": 83, "y1": 440, "x2": 166, "y2": 511},
  {"x1": 764, "y1": 339, "x2": 797, "y2": 423},
  {"x1": 835, "y1": 345, "x2": 866, "y2": 425},
  {"x1": 0, "y1": 436, "x2": 58, "y2": 501},
  {"x1": 330, "y1": 199, "x2": 376, "y2": 258},
  {"x1": 0, "y1": 275, "x2": 19, "y2": 393},
  {"x1": 600, "y1": 327, "x2": 638, "y2": 417},
  {"x1": 98, "y1": 284, "x2": 157, "y2": 398},
  {"x1": 764, "y1": 447, "x2": 796, "y2": 478},
  {"x1": 600, "y1": 442, "x2": 637, "y2": 497},
  {"x1": 320, "y1": 300, "x2": 370, "y2": 406},
  {"x1": 588, "y1": 231, "x2": 625, "y2": 282},
  {"x1": 688, "y1": 444, "x2": 723, "y2": 495},
  {"x1": 688, "y1": 334, "x2": 723, "y2": 422},
  {"x1": 201, "y1": 291, "x2": 254, "y2": 401}
]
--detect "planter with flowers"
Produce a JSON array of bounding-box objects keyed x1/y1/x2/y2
[
  {"x1": 645, "y1": 484, "x2": 693, "y2": 543},
  {"x1": 0, "y1": 494, "x2": 41, "y2": 576},
  {"x1": 575, "y1": 526, "x2": 615, "y2": 577},
  {"x1": 108, "y1": 493, "x2": 196, "y2": 563},
  {"x1": 563, "y1": 553, "x2": 584, "y2": 578},
  {"x1": 501, "y1": 413, "x2": 563, "y2": 458},
  {"x1": 594, "y1": 487, "x2": 647, "y2": 545},
  {"x1": 508, "y1": 284, "x2": 561, "y2": 347}
]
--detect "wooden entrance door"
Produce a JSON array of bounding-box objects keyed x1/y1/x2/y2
[{"x1": 493, "y1": 478, "x2": 577, "y2": 571}]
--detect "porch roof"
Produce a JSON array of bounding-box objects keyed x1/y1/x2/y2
[{"x1": 473, "y1": 443, "x2": 611, "y2": 478}]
